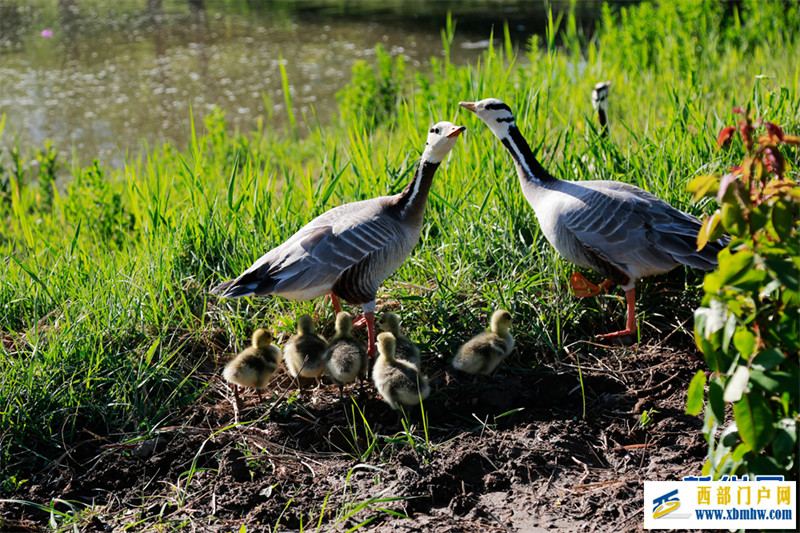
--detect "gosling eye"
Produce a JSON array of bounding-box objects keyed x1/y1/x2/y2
[{"x1": 429, "y1": 127, "x2": 440, "y2": 134}]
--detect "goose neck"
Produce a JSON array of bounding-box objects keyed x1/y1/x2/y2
[
  {"x1": 396, "y1": 159, "x2": 440, "y2": 219},
  {"x1": 501, "y1": 125, "x2": 557, "y2": 185},
  {"x1": 598, "y1": 108, "x2": 608, "y2": 138}
]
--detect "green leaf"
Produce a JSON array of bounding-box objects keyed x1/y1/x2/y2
[
  {"x1": 723, "y1": 366, "x2": 750, "y2": 403},
  {"x1": 717, "y1": 249, "x2": 756, "y2": 286},
  {"x1": 765, "y1": 258, "x2": 799, "y2": 292},
  {"x1": 749, "y1": 203, "x2": 769, "y2": 233},
  {"x1": 770, "y1": 199, "x2": 794, "y2": 242},
  {"x1": 732, "y1": 327, "x2": 756, "y2": 358},
  {"x1": 771, "y1": 419, "x2": 797, "y2": 463},
  {"x1": 697, "y1": 211, "x2": 723, "y2": 251},
  {"x1": 708, "y1": 378, "x2": 726, "y2": 423},
  {"x1": 685, "y1": 370, "x2": 707, "y2": 415},
  {"x1": 748, "y1": 370, "x2": 796, "y2": 393},
  {"x1": 732, "y1": 392, "x2": 776, "y2": 453},
  {"x1": 751, "y1": 348, "x2": 785, "y2": 371},
  {"x1": 722, "y1": 200, "x2": 747, "y2": 236},
  {"x1": 687, "y1": 174, "x2": 719, "y2": 201}
]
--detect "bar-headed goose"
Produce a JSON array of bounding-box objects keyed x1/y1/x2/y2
[
  {"x1": 459, "y1": 98, "x2": 729, "y2": 339},
  {"x1": 323, "y1": 311, "x2": 368, "y2": 396},
  {"x1": 452, "y1": 309, "x2": 514, "y2": 375},
  {"x1": 223, "y1": 328, "x2": 282, "y2": 409},
  {"x1": 376, "y1": 311, "x2": 421, "y2": 367},
  {"x1": 283, "y1": 314, "x2": 327, "y2": 381},
  {"x1": 211, "y1": 122, "x2": 466, "y2": 357},
  {"x1": 372, "y1": 332, "x2": 430, "y2": 410},
  {"x1": 592, "y1": 81, "x2": 612, "y2": 139}
]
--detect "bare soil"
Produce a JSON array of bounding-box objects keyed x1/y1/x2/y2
[{"x1": 2, "y1": 335, "x2": 707, "y2": 532}]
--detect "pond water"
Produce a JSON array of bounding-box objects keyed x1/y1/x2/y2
[{"x1": 0, "y1": 0, "x2": 630, "y2": 168}]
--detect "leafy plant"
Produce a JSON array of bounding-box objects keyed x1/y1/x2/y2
[
  {"x1": 335, "y1": 44, "x2": 406, "y2": 130},
  {"x1": 686, "y1": 108, "x2": 799, "y2": 479}
]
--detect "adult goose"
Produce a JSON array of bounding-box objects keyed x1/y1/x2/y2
[
  {"x1": 211, "y1": 122, "x2": 466, "y2": 356},
  {"x1": 592, "y1": 81, "x2": 612, "y2": 138},
  {"x1": 459, "y1": 98, "x2": 729, "y2": 339}
]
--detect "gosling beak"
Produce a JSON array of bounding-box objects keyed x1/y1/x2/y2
[
  {"x1": 458, "y1": 101, "x2": 476, "y2": 113},
  {"x1": 446, "y1": 125, "x2": 466, "y2": 138}
]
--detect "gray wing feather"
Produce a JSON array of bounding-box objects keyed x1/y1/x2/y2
[
  {"x1": 215, "y1": 196, "x2": 411, "y2": 299},
  {"x1": 561, "y1": 181, "x2": 725, "y2": 280}
]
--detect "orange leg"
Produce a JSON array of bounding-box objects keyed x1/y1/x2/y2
[
  {"x1": 597, "y1": 287, "x2": 638, "y2": 339},
  {"x1": 329, "y1": 293, "x2": 343, "y2": 314},
  {"x1": 364, "y1": 311, "x2": 376, "y2": 358},
  {"x1": 570, "y1": 272, "x2": 614, "y2": 297}
]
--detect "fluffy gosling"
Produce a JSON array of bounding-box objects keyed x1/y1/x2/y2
[
  {"x1": 372, "y1": 332, "x2": 430, "y2": 410},
  {"x1": 452, "y1": 310, "x2": 514, "y2": 375},
  {"x1": 376, "y1": 312, "x2": 421, "y2": 367},
  {"x1": 323, "y1": 312, "x2": 368, "y2": 396},
  {"x1": 284, "y1": 314, "x2": 328, "y2": 382},
  {"x1": 223, "y1": 328, "x2": 283, "y2": 408}
]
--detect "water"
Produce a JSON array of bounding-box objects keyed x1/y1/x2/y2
[{"x1": 0, "y1": 0, "x2": 625, "y2": 168}]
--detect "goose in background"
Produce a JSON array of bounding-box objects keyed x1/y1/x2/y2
[
  {"x1": 592, "y1": 81, "x2": 612, "y2": 139},
  {"x1": 372, "y1": 332, "x2": 430, "y2": 410},
  {"x1": 223, "y1": 328, "x2": 282, "y2": 409},
  {"x1": 452, "y1": 309, "x2": 514, "y2": 375},
  {"x1": 376, "y1": 311, "x2": 421, "y2": 367},
  {"x1": 283, "y1": 314, "x2": 328, "y2": 383},
  {"x1": 324, "y1": 311, "x2": 368, "y2": 396},
  {"x1": 459, "y1": 98, "x2": 729, "y2": 340},
  {"x1": 211, "y1": 122, "x2": 466, "y2": 358}
]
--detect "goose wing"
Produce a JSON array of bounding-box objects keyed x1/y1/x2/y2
[
  {"x1": 561, "y1": 181, "x2": 724, "y2": 283},
  {"x1": 212, "y1": 197, "x2": 410, "y2": 300}
]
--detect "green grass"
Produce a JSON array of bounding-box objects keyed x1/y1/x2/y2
[{"x1": 1, "y1": 0, "x2": 798, "y2": 519}]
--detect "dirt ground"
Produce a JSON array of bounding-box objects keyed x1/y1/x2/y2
[{"x1": 2, "y1": 332, "x2": 708, "y2": 532}]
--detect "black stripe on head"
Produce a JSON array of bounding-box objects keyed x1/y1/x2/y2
[
  {"x1": 485, "y1": 102, "x2": 513, "y2": 113},
  {"x1": 496, "y1": 116, "x2": 515, "y2": 123}
]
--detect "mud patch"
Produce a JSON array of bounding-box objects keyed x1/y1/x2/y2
[{"x1": 2, "y1": 341, "x2": 706, "y2": 532}]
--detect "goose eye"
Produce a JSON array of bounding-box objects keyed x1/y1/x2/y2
[{"x1": 429, "y1": 128, "x2": 434, "y2": 133}]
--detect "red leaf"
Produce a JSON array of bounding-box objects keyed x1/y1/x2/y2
[
  {"x1": 763, "y1": 122, "x2": 784, "y2": 141},
  {"x1": 733, "y1": 107, "x2": 746, "y2": 115},
  {"x1": 717, "y1": 126, "x2": 736, "y2": 148}
]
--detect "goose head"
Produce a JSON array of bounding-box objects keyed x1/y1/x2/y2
[
  {"x1": 422, "y1": 121, "x2": 466, "y2": 163},
  {"x1": 592, "y1": 81, "x2": 612, "y2": 112},
  {"x1": 297, "y1": 314, "x2": 316, "y2": 335},
  {"x1": 334, "y1": 311, "x2": 354, "y2": 336},
  {"x1": 459, "y1": 98, "x2": 516, "y2": 137},
  {"x1": 376, "y1": 331, "x2": 396, "y2": 360},
  {"x1": 377, "y1": 311, "x2": 401, "y2": 335},
  {"x1": 489, "y1": 309, "x2": 513, "y2": 334},
  {"x1": 252, "y1": 328, "x2": 274, "y2": 348}
]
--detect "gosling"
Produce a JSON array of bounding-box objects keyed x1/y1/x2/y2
[
  {"x1": 284, "y1": 314, "x2": 328, "y2": 383},
  {"x1": 376, "y1": 312, "x2": 421, "y2": 367},
  {"x1": 452, "y1": 310, "x2": 514, "y2": 375},
  {"x1": 372, "y1": 332, "x2": 431, "y2": 410},
  {"x1": 223, "y1": 328, "x2": 283, "y2": 407},
  {"x1": 323, "y1": 312, "x2": 368, "y2": 396}
]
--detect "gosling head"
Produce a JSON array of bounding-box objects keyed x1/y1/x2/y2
[
  {"x1": 592, "y1": 81, "x2": 612, "y2": 112},
  {"x1": 423, "y1": 121, "x2": 466, "y2": 163},
  {"x1": 334, "y1": 311, "x2": 354, "y2": 336},
  {"x1": 377, "y1": 312, "x2": 401, "y2": 335},
  {"x1": 252, "y1": 328, "x2": 274, "y2": 348},
  {"x1": 489, "y1": 309, "x2": 513, "y2": 334},
  {"x1": 297, "y1": 314, "x2": 316, "y2": 335},
  {"x1": 459, "y1": 98, "x2": 516, "y2": 137},
  {"x1": 376, "y1": 331, "x2": 397, "y2": 359}
]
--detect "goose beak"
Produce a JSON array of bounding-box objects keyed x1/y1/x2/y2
[
  {"x1": 446, "y1": 125, "x2": 466, "y2": 138},
  {"x1": 458, "y1": 101, "x2": 476, "y2": 113}
]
